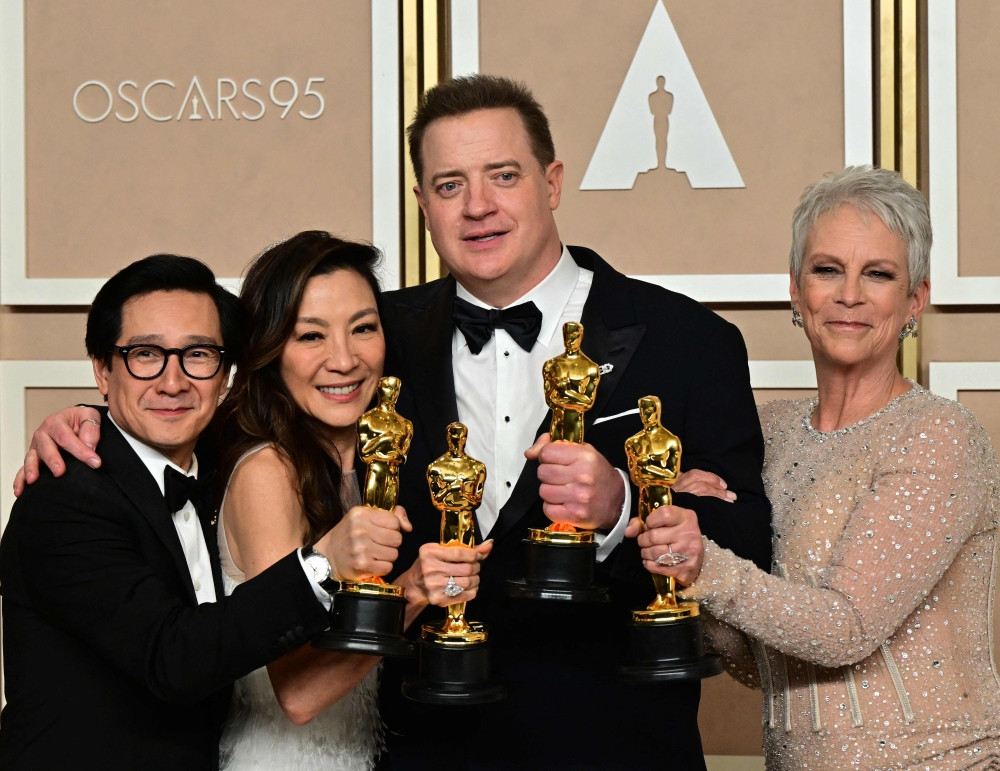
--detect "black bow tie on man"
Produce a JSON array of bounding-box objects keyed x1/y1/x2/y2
[
  {"x1": 164, "y1": 465, "x2": 215, "y2": 516},
  {"x1": 452, "y1": 296, "x2": 543, "y2": 355}
]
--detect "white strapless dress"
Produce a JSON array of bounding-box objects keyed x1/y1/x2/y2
[{"x1": 217, "y1": 445, "x2": 381, "y2": 771}]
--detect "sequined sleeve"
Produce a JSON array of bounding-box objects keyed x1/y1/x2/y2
[
  {"x1": 682, "y1": 409, "x2": 995, "y2": 669},
  {"x1": 702, "y1": 616, "x2": 762, "y2": 690}
]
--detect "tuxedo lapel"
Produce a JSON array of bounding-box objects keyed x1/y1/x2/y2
[
  {"x1": 392, "y1": 277, "x2": 461, "y2": 461},
  {"x1": 487, "y1": 247, "x2": 647, "y2": 543},
  {"x1": 99, "y1": 417, "x2": 199, "y2": 604}
]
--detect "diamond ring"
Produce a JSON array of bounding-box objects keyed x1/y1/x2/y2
[
  {"x1": 444, "y1": 576, "x2": 463, "y2": 597},
  {"x1": 656, "y1": 545, "x2": 689, "y2": 567}
]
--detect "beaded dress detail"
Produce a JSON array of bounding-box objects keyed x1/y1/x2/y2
[
  {"x1": 685, "y1": 384, "x2": 1000, "y2": 769},
  {"x1": 217, "y1": 445, "x2": 382, "y2": 771}
]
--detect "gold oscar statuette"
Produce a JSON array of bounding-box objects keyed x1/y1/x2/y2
[
  {"x1": 620, "y1": 395, "x2": 722, "y2": 681},
  {"x1": 624, "y1": 396, "x2": 697, "y2": 622},
  {"x1": 312, "y1": 376, "x2": 416, "y2": 658},
  {"x1": 402, "y1": 422, "x2": 505, "y2": 704},
  {"x1": 507, "y1": 321, "x2": 610, "y2": 603},
  {"x1": 533, "y1": 320, "x2": 600, "y2": 546},
  {"x1": 344, "y1": 375, "x2": 413, "y2": 598},
  {"x1": 422, "y1": 422, "x2": 487, "y2": 644}
]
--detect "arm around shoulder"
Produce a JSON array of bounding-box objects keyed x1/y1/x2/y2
[{"x1": 11, "y1": 460, "x2": 328, "y2": 705}]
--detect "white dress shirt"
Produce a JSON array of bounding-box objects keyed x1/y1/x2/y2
[
  {"x1": 453, "y1": 245, "x2": 631, "y2": 560},
  {"x1": 109, "y1": 414, "x2": 218, "y2": 605}
]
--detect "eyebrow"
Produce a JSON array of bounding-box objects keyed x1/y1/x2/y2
[
  {"x1": 297, "y1": 316, "x2": 329, "y2": 327},
  {"x1": 349, "y1": 307, "x2": 379, "y2": 324},
  {"x1": 430, "y1": 159, "x2": 522, "y2": 185},
  {"x1": 123, "y1": 334, "x2": 220, "y2": 345}
]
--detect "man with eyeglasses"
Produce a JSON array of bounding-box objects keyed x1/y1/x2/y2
[{"x1": 0, "y1": 255, "x2": 403, "y2": 771}]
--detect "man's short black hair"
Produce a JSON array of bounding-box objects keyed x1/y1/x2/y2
[{"x1": 85, "y1": 254, "x2": 245, "y2": 368}]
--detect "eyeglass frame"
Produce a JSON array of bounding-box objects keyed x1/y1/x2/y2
[{"x1": 112, "y1": 344, "x2": 228, "y2": 381}]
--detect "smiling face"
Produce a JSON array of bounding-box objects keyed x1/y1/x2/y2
[
  {"x1": 415, "y1": 108, "x2": 565, "y2": 308},
  {"x1": 791, "y1": 205, "x2": 929, "y2": 371},
  {"x1": 93, "y1": 290, "x2": 227, "y2": 468},
  {"x1": 279, "y1": 269, "x2": 385, "y2": 431}
]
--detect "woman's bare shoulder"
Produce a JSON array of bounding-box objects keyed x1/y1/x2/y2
[{"x1": 226, "y1": 446, "x2": 301, "y2": 522}]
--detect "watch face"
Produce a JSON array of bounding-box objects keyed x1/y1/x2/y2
[{"x1": 306, "y1": 553, "x2": 331, "y2": 583}]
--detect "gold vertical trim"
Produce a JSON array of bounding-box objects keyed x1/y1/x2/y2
[
  {"x1": 421, "y1": 0, "x2": 442, "y2": 282},
  {"x1": 898, "y1": 0, "x2": 920, "y2": 381},
  {"x1": 878, "y1": 0, "x2": 896, "y2": 170},
  {"x1": 402, "y1": 0, "x2": 422, "y2": 288}
]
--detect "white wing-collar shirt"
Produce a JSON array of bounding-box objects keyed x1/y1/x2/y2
[{"x1": 452, "y1": 245, "x2": 631, "y2": 560}]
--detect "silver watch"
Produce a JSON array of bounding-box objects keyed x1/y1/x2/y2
[{"x1": 301, "y1": 546, "x2": 339, "y2": 593}]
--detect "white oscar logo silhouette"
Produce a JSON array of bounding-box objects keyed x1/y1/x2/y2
[{"x1": 580, "y1": 0, "x2": 744, "y2": 191}]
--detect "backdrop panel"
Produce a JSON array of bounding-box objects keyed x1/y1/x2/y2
[
  {"x1": 468, "y1": 0, "x2": 873, "y2": 302},
  {"x1": 1, "y1": 0, "x2": 400, "y2": 303}
]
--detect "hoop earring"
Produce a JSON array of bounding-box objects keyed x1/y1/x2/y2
[
  {"x1": 899, "y1": 316, "x2": 919, "y2": 340},
  {"x1": 791, "y1": 305, "x2": 804, "y2": 328}
]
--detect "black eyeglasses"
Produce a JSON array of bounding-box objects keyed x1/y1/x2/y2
[{"x1": 113, "y1": 344, "x2": 227, "y2": 380}]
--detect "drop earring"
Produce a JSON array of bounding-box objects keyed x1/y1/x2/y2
[
  {"x1": 899, "y1": 316, "x2": 919, "y2": 339},
  {"x1": 791, "y1": 305, "x2": 804, "y2": 328}
]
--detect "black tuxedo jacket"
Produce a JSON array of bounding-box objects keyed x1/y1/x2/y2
[
  {"x1": 0, "y1": 415, "x2": 330, "y2": 771},
  {"x1": 377, "y1": 246, "x2": 772, "y2": 770}
]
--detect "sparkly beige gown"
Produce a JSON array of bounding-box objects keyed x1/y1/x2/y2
[{"x1": 684, "y1": 384, "x2": 1000, "y2": 770}]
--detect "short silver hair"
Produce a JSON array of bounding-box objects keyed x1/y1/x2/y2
[{"x1": 789, "y1": 165, "x2": 931, "y2": 295}]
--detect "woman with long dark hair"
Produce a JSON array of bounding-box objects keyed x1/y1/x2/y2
[{"x1": 214, "y1": 231, "x2": 490, "y2": 770}]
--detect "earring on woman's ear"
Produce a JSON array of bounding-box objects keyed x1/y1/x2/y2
[
  {"x1": 791, "y1": 305, "x2": 804, "y2": 328},
  {"x1": 899, "y1": 316, "x2": 919, "y2": 340}
]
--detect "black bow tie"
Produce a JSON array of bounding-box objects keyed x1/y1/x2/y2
[
  {"x1": 164, "y1": 465, "x2": 215, "y2": 516},
  {"x1": 453, "y1": 296, "x2": 543, "y2": 355}
]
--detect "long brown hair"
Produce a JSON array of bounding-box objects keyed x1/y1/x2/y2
[{"x1": 216, "y1": 231, "x2": 383, "y2": 545}]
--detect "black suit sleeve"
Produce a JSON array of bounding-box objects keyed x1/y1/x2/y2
[
  {"x1": 672, "y1": 322, "x2": 772, "y2": 571},
  {"x1": 12, "y1": 470, "x2": 330, "y2": 705}
]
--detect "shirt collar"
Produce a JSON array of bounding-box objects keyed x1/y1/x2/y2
[
  {"x1": 454, "y1": 244, "x2": 580, "y2": 350},
  {"x1": 107, "y1": 413, "x2": 198, "y2": 498}
]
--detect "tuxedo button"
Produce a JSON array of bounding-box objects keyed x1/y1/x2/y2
[
  {"x1": 194, "y1": 580, "x2": 201, "y2": 592},
  {"x1": 184, "y1": 510, "x2": 191, "y2": 522},
  {"x1": 277, "y1": 636, "x2": 288, "y2": 648},
  {"x1": 294, "y1": 626, "x2": 305, "y2": 639}
]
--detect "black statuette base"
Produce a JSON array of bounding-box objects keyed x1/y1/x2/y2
[
  {"x1": 619, "y1": 615, "x2": 724, "y2": 682},
  {"x1": 312, "y1": 591, "x2": 415, "y2": 658},
  {"x1": 402, "y1": 638, "x2": 506, "y2": 705},
  {"x1": 505, "y1": 539, "x2": 610, "y2": 603}
]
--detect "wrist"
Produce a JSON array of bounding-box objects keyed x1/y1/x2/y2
[{"x1": 301, "y1": 546, "x2": 340, "y2": 593}]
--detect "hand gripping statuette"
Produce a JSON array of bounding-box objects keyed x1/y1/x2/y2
[
  {"x1": 619, "y1": 396, "x2": 722, "y2": 682},
  {"x1": 507, "y1": 321, "x2": 609, "y2": 602},
  {"x1": 313, "y1": 376, "x2": 416, "y2": 658},
  {"x1": 402, "y1": 422, "x2": 505, "y2": 704}
]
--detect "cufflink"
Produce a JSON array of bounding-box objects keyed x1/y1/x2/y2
[{"x1": 599, "y1": 363, "x2": 614, "y2": 375}]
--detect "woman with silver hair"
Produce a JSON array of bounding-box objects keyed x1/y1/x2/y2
[{"x1": 630, "y1": 166, "x2": 1000, "y2": 768}]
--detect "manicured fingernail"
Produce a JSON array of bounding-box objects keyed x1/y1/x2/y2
[
  {"x1": 84, "y1": 443, "x2": 95, "y2": 450},
  {"x1": 88, "y1": 457, "x2": 100, "y2": 468},
  {"x1": 727, "y1": 492, "x2": 737, "y2": 501},
  {"x1": 482, "y1": 539, "x2": 494, "y2": 546}
]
